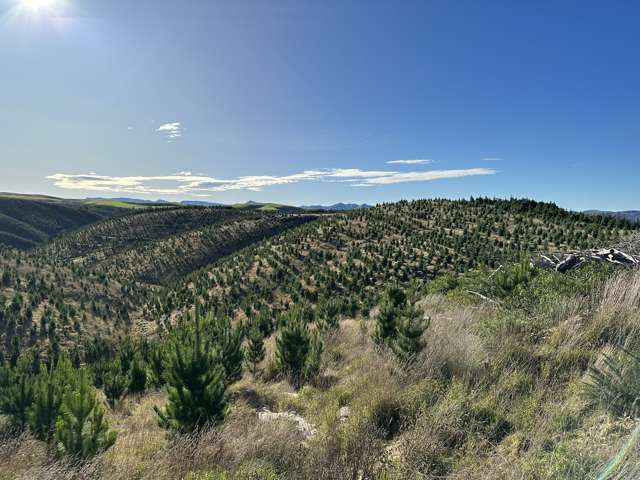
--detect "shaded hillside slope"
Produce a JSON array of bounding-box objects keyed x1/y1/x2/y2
[
  {"x1": 40, "y1": 206, "x2": 318, "y2": 284},
  {"x1": 0, "y1": 193, "x2": 126, "y2": 249},
  {"x1": 0, "y1": 207, "x2": 317, "y2": 353}
]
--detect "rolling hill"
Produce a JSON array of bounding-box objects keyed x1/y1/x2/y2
[
  {"x1": 1, "y1": 197, "x2": 637, "y2": 354},
  {"x1": 0, "y1": 193, "x2": 128, "y2": 249},
  {"x1": 41, "y1": 206, "x2": 317, "y2": 284},
  {"x1": 151, "y1": 198, "x2": 639, "y2": 327}
]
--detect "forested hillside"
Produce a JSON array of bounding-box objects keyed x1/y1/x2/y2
[
  {"x1": 1, "y1": 197, "x2": 639, "y2": 480},
  {"x1": 0, "y1": 206, "x2": 318, "y2": 356},
  {"x1": 152, "y1": 198, "x2": 637, "y2": 328},
  {"x1": 0, "y1": 193, "x2": 127, "y2": 249}
]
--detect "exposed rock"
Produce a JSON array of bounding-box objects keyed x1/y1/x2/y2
[
  {"x1": 257, "y1": 408, "x2": 317, "y2": 437},
  {"x1": 337, "y1": 406, "x2": 351, "y2": 423}
]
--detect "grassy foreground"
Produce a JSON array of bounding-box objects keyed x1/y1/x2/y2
[{"x1": 2, "y1": 261, "x2": 640, "y2": 479}]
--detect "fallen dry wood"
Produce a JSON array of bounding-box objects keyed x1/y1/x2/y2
[
  {"x1": 466, "y1": 290, "x2": 501, "y2": 304},
  {"x1": 537, "y1": 247, "x2": 639, "y2": 273}
]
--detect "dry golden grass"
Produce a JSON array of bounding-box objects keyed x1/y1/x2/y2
[
  {"x1": 101, "y1": 391, "x2": 168, "y2": 479},
  {"x1": 600, "y1": 269, "x2": 640, "y2": 315},
  {"x1": 412, "y1": 296, "x2": 488, "y2": 381}
]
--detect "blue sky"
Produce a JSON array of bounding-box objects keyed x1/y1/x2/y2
[{"x1": 1, "y1": 0, "x2": 638, "y2": 209}]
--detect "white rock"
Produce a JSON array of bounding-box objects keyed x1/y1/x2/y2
[{"x1": 257, "y1": 408, "x2": 317, "y2": 437}]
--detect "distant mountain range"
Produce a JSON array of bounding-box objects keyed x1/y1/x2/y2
[
  {"x1": 88, "y1": 198, "x2": 372, "y2": 211},
  {"x1": 584, "y1": 210, "x2": 640, "y2": 223},
  {"x1": 300, "y1": 202, "x2": 372, "y2": 211}
]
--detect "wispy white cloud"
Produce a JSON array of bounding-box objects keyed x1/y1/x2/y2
[
  {"x1": 47, "y1": 167, "x2": 496, "y2": 195},
  {"x1": 483, "y1": 157, "x2": 503, "y2": 162},
  {"x1": 386, "y1": 159, "x2": 435, "y2": 165},
  {"x1": 359, "y1": 168, "x2": 495, "y2": 185},
  {"x1": 156, "y1": 122, "x2": 182, "y2": 141}
]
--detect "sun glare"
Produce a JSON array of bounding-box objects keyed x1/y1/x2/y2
[{"x1": 19, "y1": 0, "x2": 59, "y2": 13}]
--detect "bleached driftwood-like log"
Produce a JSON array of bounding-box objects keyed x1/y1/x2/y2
[{"x1": 537, "y1": 246, "x2": 639, "y2": 273}]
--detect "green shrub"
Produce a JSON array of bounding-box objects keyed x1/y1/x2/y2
[
  {"x1": 155, "y1": 314, "x2": 228, "y2": 432},
  {"x1": 275, "y1": 313, "x2": 322, "y2": 389},
  {"x1": 54, "y1": 369, "x2": 116, "y2": 458},
  {"x1": 28, "y1": 353, "x2": 78, "y2": 441}
]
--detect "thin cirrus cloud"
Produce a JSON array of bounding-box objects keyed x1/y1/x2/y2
[
  {"x1": 386, "y1": 159, "x2": 434, "y2": 165},
  {"x1": 46, "y1": 167, "x2": 496, "y2": 195},
  {"x1": 483, "y1": 157, "x2": 503, "y2": 162},
  {"x1": 156, "y1": 122, "x2": 182, "y2": 141}
]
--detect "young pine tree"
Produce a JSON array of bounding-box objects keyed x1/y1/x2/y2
[
  {"x1": 276, "y1": 316, "x2": 309, "y2": 389},
  {"x1": 103, "y1": 359, "x2": 128, "y2": 409},
  {"x1": 373, "y1": 297, "x2": 399, "y2": 347},
  {"x1": 28, "y1": 353, "x2": 77, "y2": 441},
  {"x1": 275, "y1": 313, "x2": 323, "y2": 389},
  {"x1": 214, "y1": 319, "x2": 244, "y2": 387},
  {"x1": 147, "y1": 343, "x2": 166, "y2": 388},
  {"x1": 245, "y1": 325, "x2": 265, "y2": 377},
  {"x1": 54, "y1": 370, "x2": 116, "y2": 458},
  {"x1": 0, "y1": 355, "x2": 35, "y2": 431},
  {"x1": 372, "y1": 285, "x2": 408, "y2": 347},
  {"x1": 154, "y1": 315, "x2": 227, "y2": 432},
  {"x1": 394, "y1": 306, "x2": 430, "y2": 362},
  {"x1": 303, "y1": 331, "x2": 323, "y2": 384},
  {"x1": 128, "y1": 353, "x2": 147, "y2": 393}
]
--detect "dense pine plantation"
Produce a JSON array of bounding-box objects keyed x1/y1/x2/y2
[
  {"x1": 1, "y1": 197, "x2": 640, "y2": 480},
  {"x1": 152, "y1": 198, "x2": 636, "y2": 328}
]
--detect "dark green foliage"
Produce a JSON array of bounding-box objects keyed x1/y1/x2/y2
[
  {"x1": 245, "y1": 325, "x2": 265, "y2": 377},
  {"x1": 103, "y1": 359, "x2": 128, "y2": 409},
  {"x1": 276, "y1": 316, "x2": 310, "y2": 389},
  {"x1": 28, "y1": 354, "x2": 77, "y2": 441},
  {"x1": 128, "y1": 354, "x2": 147, "y2": 393},
  {"x1": 489, "y1": 257, "x2": 537, "y2": 299},
  {"x1": 0, "y1": 356, "x2": 34, "y2": 430},
  {"x1": 373, "y1": 286, "x2": 428, "y2": 360},
  {"x1": 147, "y1": 343, "x2": 166, "y2": 388},
  {"x1": 212, "y1": 318, "x2": 244, "y2": 387},
  {"x1": 317, "y1": 298, "x2": 341, "y2": 331},
  {"x1": 303, "y1": 331, "x2": 323, "y2": 383},
  {"x1": 155, "y1": 315, "x2": 227, "y2": 432},
  {"x1": 373, "y1": 294, "x2": 400, "y2": 347},
  {"x1": 394, "y1": 306, "x2": 430, "y2": 361},
  {"x1": 275, "y1": 313, "x2": 322, "y2": 389},
  {"x1": 55, "y1": 369, "x2": 116, "y2": 458}
]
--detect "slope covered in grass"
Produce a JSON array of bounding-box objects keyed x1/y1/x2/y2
[
  {"x1": 1, "y1": 197, "x2": 639, "y2": 480},
  {"x1": 0, "y1": 193, "x2": 126, "y2": 249}
]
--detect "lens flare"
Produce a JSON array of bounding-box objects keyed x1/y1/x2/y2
[{"x1": 19, "y1": 0, "x2": 59, "y2": 13}]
